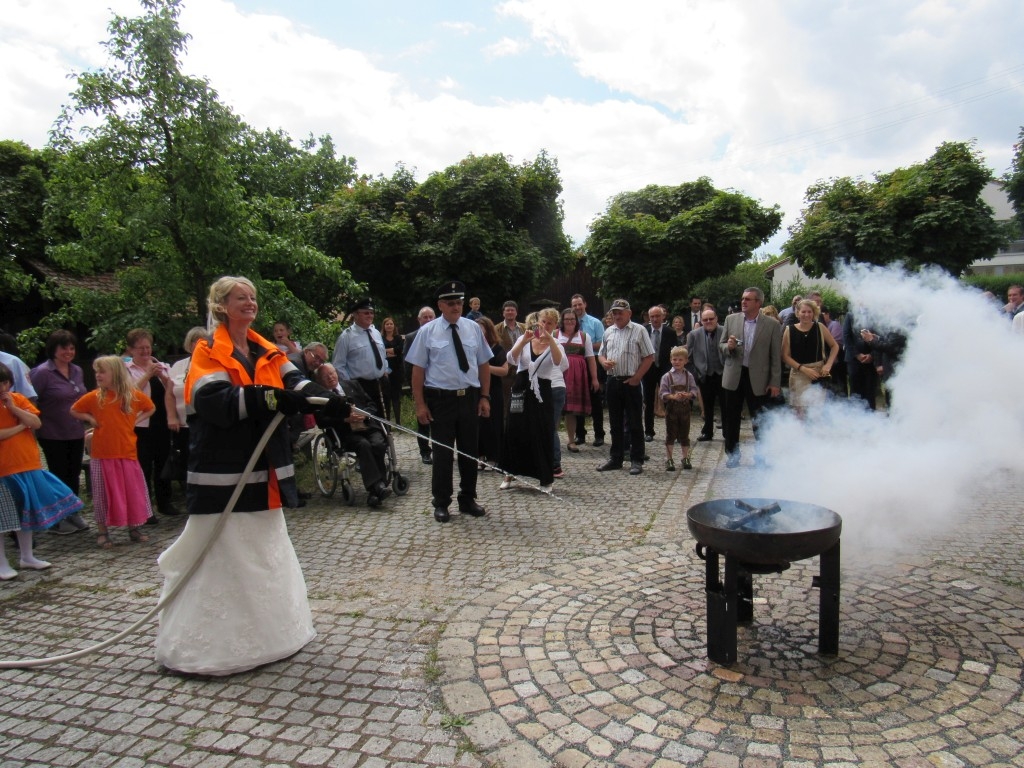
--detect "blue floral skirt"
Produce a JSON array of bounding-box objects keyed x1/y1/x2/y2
[{"x1": 1, "y1": 469, "x2": 84, "y2": 531}]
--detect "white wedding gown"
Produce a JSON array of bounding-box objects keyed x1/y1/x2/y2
[{"x1": 155, "y1": 509, "x2": 315, "y2": 675}]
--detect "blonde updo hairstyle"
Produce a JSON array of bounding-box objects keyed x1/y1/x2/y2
[{"x1": 206, "y1": 276, "x2": 257, "y2": 329}]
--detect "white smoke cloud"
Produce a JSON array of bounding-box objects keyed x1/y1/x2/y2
[{"x1": 752, "y1": 264, "x2": 1024, "y2": 560}]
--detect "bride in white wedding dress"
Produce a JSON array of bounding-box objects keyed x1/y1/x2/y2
[{"x1": 155, "y1": 276, "x2": 317, "y2": 675}]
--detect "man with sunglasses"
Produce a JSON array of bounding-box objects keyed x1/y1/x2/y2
[{"x1": 406, "y1": 281, "x2": 493, "y2": 523}]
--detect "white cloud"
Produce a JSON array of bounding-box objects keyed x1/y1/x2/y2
[
  {"x1": 2, "y1": 0, "x2": 1022, "y2": 255},
  {"x1": 483, "y1": 36, "x2": 528, "y2": 59}
]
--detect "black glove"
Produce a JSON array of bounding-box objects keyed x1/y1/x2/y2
[
  {"x1": 243, "y1": 385, "x2": 317, "y2": 416},
  {"x1": 322, "y1": 393, "x2": 351, "y2": 421}
]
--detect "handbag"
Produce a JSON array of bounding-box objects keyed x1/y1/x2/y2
[{"x1": 160, "y1": 445, "x2": 186, "y2": 482}]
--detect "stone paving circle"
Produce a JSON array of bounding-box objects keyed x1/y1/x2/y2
[{"x1": 1, "y1": 419, "x2": 1022, "y2": 767}]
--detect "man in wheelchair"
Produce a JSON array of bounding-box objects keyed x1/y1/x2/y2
[{"x1": 313, "y1": 363, "x2": 392, "y2": 507}]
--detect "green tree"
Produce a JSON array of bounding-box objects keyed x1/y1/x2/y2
[
  {"x1": 689, "y1": 261, "x2": 771, "y2": 316},
  {"x1": 313, "y1": 152, "x2": 575, "y2": 317},
  {"x1": 40, "y1": 0, "x2": 359, "y2": 355},
  {"x1": 0, "y1": 141, "x2": 50, "y2": 301},
  {"x1": 785, "y1": 141, "x2": 1007, "y2": 278},
  {"x1": 584, "y1": 178, "x2": 782, "y2": 311},
  {"x1": 1004, "y1": 127, "x2": 1024, "y2": 235}
]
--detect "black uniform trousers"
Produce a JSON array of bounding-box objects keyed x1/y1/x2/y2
[{"x1": 424, "y1": 387, "x2": 480, "y2": 509}]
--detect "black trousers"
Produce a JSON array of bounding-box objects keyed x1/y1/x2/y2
[
  {"x1": 135, "y1": 426, "x2": 172, "y2": 507},
  {"x1": 424, "y1": 388, "x2": 480, "y2": 508},
  {"x1": 642, "y1": 366, "x2": 667, "y2": 437},
  {"x1": 848, "y1": 361, "x2": 877, "y2": 410},
  {"x1": 575, "y1": 366, "x2": 605, "y2": 442},
  {"x1": 721, "y1": 367, "x2": 769, "y2": 455},
  {"x1": 37, "y1": 437, "x2": 85, "y2": 496},
  {"x1": 697, "y1": 373, "x2": 723, "y2": 436},
  {"x1": 341, "y1": 430, "x2": 387, "y2": 490},
  {"x1": 606, "y1": 377, "x2": 645, "y2": 464}
]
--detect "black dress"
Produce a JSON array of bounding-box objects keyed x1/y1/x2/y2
[
  {"x1": 500, "y1": 365, "x2": 555, "y2": 485},
  {"x1": 478, "y1": 343, "x2": 505, "y2": 465},
  {"x1": 382, "y1": 334, "x2": 404, "y2": 423}
]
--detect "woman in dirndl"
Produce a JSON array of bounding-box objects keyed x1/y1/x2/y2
[{"x1": 556, "y1": 308, "x2": 598, "y2": 454}]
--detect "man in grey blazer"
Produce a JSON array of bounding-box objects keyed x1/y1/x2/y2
[
  {"x1": 719, "y1": 287, "x2": 782, "y2": 467},
  {"x1": 684, "y1": 308, "x2": 725, "y2": 441}
]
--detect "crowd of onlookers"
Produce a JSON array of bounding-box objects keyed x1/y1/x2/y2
[{"x1": 2, "y1": 280, "x2": 1021, "y2": 548}]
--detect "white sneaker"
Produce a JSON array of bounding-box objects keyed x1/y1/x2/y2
[
  {"x1": 0, "y1": 565, "x2": 18, "y2": 580},
  {"x1": 499, "y1": 477, "x2": 515, "y2": 490},
  {"x1": 539, "y1": 484, "x2": 553, "y2": 493}
]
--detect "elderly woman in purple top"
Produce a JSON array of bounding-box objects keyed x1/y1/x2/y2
[{"x1": 29, "y1": 330, "x2": 90, "y2": 533}]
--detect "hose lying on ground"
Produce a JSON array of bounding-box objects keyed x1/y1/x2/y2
[{"x1": 0, "y1": 412, "x2": 285, "y2": 670}]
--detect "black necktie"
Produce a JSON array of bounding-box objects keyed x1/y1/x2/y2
[
  {"x1": 450, "y1": 323, "x2": 469, "y2": 372},
  {"x1": 367, "y1": 329, "x2": 383, "y2": 371}
]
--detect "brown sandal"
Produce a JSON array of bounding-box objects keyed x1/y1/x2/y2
[
  {"x1": 128, "y1": 528, "x2": 149, "y2": 543},
  {"x1": 96, "y1": 534, "x2": 113, "y2": 549}
]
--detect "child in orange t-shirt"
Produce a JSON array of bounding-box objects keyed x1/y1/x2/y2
[
  {"x1": 1, "y1": 362, "x2": 84, "y2": 579},
  {"x1": 71, "y1": 356, "x2": 155, "y2": 548}
]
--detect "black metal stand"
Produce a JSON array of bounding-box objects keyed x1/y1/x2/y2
[
  {"x1": 701, "y1": 543, "x2": 840, "y2": 665},
  {"x1": 817, "y1": 541, "x2": 840, "y2": 655}
]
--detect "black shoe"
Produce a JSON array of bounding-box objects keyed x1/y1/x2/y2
[
  {"x1": 295, "y1": 498, "x2": 307, "y2": 508},
  {"x1": 433, "y1": 507, "x2": 451, "y2": 523},
  {"x1": 596, "y1": 460, "x2": 623, "y2": 472},
  {"x1": 146, "y1": 516, "x2": 159, "y2": 526},
  {"x1": 297, "y1": 491, "x2": 313, "y2": 500},
  {"x1": 158, "y1": 503, "x2": 182, "y2": 517},
  {"x1": 459, "y1": 500, "x2": 486, "y2": 517},
  {"x1": 726, "y1": 453, "x2": 741, "y2": 468},
  {"x1": 368, "y1": 482, "x2": 392, "y2": 507},
  {"x1": 644, "y1": 434, "x2": 654, "y2": 443},
  {"x1": 421, "y1": 453, "x2": 433, "y2": 465},
  {"x1": 629, "y1": 462, "x2": 643, "y2": 475},
  {"x1": 592, "y1": 438, "x2": 605, "y2": 448},
  {"x1": 697, "y1": 433, "x2": 712, "y2": 442}
]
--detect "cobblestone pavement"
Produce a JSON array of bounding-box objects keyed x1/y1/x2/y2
[{"x1": 1, "y1": 419, "x2": 1021, "y2": 767}]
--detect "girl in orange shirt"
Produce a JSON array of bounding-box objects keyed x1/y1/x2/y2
[
  {"x1": 71, "y1": 356, "x2": 155, "y2": 548},
  {"x1": 0, "y1": 362, "x2": 84, "y2": 580}
]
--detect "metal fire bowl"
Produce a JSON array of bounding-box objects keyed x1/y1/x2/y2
[{"x1": 686, "y1": 498, "x2": 842, "y2": 567}]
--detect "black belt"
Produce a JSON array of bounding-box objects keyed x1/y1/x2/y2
[
  {"x1": 610, "y1": 375, "x2": 635, "y2": 381},
  {"x1": 424, "y1": 386, "x2": 479, "y2": 397}
]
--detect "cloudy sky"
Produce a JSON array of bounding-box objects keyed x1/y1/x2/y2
[{"x1": 3, "y1": 0, "x2": 1023, "y2": 253}]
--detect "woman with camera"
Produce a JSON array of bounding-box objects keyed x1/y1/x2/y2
[{"x1": 498, "y1": 308, "x2": 568, "y2": 493}]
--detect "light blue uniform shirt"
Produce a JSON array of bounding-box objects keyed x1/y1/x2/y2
[
  {"x1": 405, "y1": 316, "x2": 491, "y2": 390},
  {"x1": 0, "y1": 351, "x2": 37, "y2": 399},
  {"x1": 332, "y1": 323, "x2": 389, "y2": 380}
]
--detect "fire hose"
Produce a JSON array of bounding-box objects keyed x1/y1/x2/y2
[
  {"x1": 0, "y1": 393, "x2": 568, "y2": 669},
  {"x1": 0, "y1": 411, "x2": 287, "y2": 670}
]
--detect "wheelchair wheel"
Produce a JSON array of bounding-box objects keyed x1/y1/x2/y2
[
  {"x1": 311, "y1": 433, "x2": 338, "y2": 497},
  {"x1": 340, "y1": 479, "x2": 356, "y2": 506},
  {"x1": 392, "y1": 472, "x2": 409, "y2": 496}
]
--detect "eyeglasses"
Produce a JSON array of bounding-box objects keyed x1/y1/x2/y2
[
  {"x1": 701, "y1": 318, "x2": 716, "y2": 323},
  {"x1": 307, "y1": 352, "x2": 326, "y2": 367}
]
